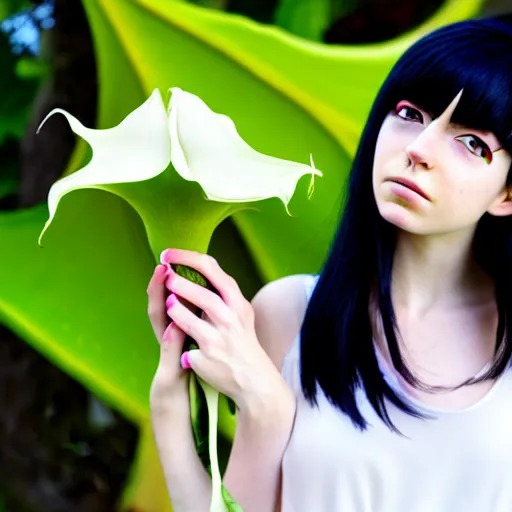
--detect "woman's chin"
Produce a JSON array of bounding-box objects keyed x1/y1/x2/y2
[{"x1": 378, "y1": 202, "x2": 426, "y2": 233}]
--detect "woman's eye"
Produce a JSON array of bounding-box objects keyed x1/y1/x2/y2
[
  {"x1": 396, "y1": 105, "x2": 424, "y2": 123},
  {"x1": 456, "y1": 135, "x2": 493, "y2": 164}
]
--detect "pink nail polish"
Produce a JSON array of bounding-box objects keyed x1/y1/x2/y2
[
  {"x1": 166, "y1": 294, "x2": 177, "y2": 309},
  {"x1": 162, "y1": 322, "x2": 174, "y2": 342},
  {"x1": 160, "y1": 248, "x2": 172, "y2": 265},
  {"x1": 181, "y1": 351, "x2": 191, "y2": 370}
]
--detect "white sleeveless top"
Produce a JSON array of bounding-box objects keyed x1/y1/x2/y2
[{"x1": 281, "y1": 274, "x2": 512, "y2": 512}]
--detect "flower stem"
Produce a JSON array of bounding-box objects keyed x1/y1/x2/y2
[
  {"x1": 199, "y1": 377, "x2": 228, "y2": 512},
  {"x1": 173, "y1": 265, "x2": 239, "y2": 511}
]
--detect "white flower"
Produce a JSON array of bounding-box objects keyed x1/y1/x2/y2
[
  {"x1": 37, "y1": 87, "x2": 322, "y2": 512},
  {"x1": 37, "y1": 87, "x2": 322, "y2": 245}
]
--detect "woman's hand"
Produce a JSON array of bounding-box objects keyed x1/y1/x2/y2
[
  {"x1": 147, "y1": 263, "x2": 190, "y2": 413},
  {"x1": 160, "y1": 248, "x2": 284, "y2": 412}
]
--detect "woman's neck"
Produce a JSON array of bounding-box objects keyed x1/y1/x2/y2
[{"x1": 391, "y1": 227, "x2": 494, "y2": 313}]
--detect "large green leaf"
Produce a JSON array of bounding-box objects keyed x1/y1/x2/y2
[
  {"x1": 0, "y1": 193, "x2": 168, "y2": 509},
  {"x1": 78, "y1": 0, "x2": 484, "y2": 284},
  {"x1": 0, "y1": 193, "x2": 157, "y2": 422},
  {"x1": 0, "y1": 190, "x2": 259, "y2": 511},
  {"x1": 0, "y1": 0, "x2": 483, "y2": 509}
]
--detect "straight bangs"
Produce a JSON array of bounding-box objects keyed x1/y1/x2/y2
[{"x1": 381, "y1": 22, "x2": 512, "y2": 153}]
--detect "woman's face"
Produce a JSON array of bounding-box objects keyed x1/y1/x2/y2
[{"x1": 372, "y1": 90, "x2": 512, "y2": 235}]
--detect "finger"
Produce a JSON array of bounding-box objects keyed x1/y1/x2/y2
[
  {"x1": 165, "y1": 267, "x2": 234, "y2": 327},
  {"x1": 152, "y1": 323, "x2": 188, "y2": 398},
  {"x1": 146, "y1": 264, "x2": 167, "y2": 294},
  {"x1": 181, "y1": 348, "x2": 205, "y2": 375},
  {"x1": 159, "y1": 321, "x2": 187, "y2": 366},
  {"x1": 160, "y1": 248, "x2": 247, "y2": 314},
  {"x1": 166, "y1": 294, "x2": 218, "y2": 349},
  {"x1": 181, "y1": 349, "x2": 193, "y2": 371},
  {"x1": 146, "y1": 264, "x2": 169, "y2": 341},
  {"x1": 182, "y1": 350, "x2": 217, "y2": 394}
]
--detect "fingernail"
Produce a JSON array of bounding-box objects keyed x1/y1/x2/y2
[
  {"x1": 162, "y1": 322, "x2": 176, "y2": 341},
  {"x1": 166, "y1": 293, "x2": 177, "y2": 309},
  {"x1": 162, "y1": 322, "x2": 174, "y2": 342},
  {"x1": 160, "y1": 249, "x2": 172, "y2": 265},
  {"x1": 165, "y1": 266, "x2": 174, "y2": 282},
  {"x1": 181, "y1": 351, "x2": 191, "y2": 370}
]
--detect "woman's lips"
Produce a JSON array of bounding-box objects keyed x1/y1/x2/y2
[{"x1": 387, "y1": 178, "x2": 430, "y2": 201}]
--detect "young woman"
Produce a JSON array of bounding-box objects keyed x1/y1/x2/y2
[{"x1": 147, "y1": 16, "x2": 512, "y2": 512}]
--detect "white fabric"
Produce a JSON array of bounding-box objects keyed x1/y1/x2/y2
[{"x1": 281, "y1": 274, "x2": 512, "y2": 512}]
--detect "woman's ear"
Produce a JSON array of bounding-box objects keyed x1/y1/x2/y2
[{"x1": 488, "y1": 188, "x2": 512, "y2": 217}]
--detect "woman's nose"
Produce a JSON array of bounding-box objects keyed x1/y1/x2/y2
[
  {"x1": 405, "y1": 129, "x2": 437, "y2": 171},
  {"x1": 405, "y1": 145, "x2": 432, "y2": 170}
]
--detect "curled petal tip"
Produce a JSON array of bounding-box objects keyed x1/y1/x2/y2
[
  {"x1": 36, "y1": 108, "x2": 66, "y2": 135},
  {"x1": 307, "y1": 153, "x2": 321, "y2": 200},
  {"x1": 284, "y1": 202, "x2": 294, "y2": 217}
]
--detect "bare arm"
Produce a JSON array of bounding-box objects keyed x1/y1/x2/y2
[
  {"x1": 222, "y1": 275, "x2": 308, "y2": 512},
  {"x1": 151, "y1": 389, "x2": 212, "y2": 512},
  {"x1": 149, "y1": 255, "x2": 308, "y2": 512},
  {"x1": 148, "y1": 264, "x2": 212, "y2": 511}
]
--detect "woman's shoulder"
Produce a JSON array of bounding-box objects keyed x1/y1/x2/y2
[{"x1": 251, "y1": 274, "x2": 316, "y2": 372}]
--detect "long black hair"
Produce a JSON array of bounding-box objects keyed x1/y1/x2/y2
[{"x1": 300, "y1": 16, "x2": 512, "y2": 433}]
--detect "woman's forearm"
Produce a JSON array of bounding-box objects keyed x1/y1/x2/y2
[
  {"x1": 151, "y1": 392, "x2": 212, "y2": 512},
  {"x1": 223, "y1": 380, "x2": 296, "y2": 512},
  {"x1": 152, "y1": 383, "x2": 295, "y2": 512}
]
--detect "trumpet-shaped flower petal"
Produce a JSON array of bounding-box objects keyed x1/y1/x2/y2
[
  {"x1": 36, "y1": 89, "x2": 171, "y2": 245},
  {"x1": 37, "y1": 87, "x2": 322, "y2": 254},
  {"x1": 168, "y1": 87, "x2": 322, "y2": 213}
]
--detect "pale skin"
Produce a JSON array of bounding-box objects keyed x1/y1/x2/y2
[
  {"x1": 147, "y1": 251, "x2": 304, "y2": 512},
  {"x1": 147, "y1": 90, "x2": 512, "y2": 510}
]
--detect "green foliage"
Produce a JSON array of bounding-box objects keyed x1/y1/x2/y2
[
  {"x1": 16, "y1": 55, "x2": 48, "y2": 80},
  {"x1": 0, "y1": 178, "x2": 17, "y2": 201},
  {"x1": 0, "y1": 30, "x2": 39, "y2": 144},
  {"x1": 0, "y1": 1, "x2": 47, "y2": 208},
  {"x1": 222, "y1": 485, "x2": 244, "y2": 512},
  {"x1": 0, "y1": 141, "x2": 19, "y2": 201},
  {"x1": 0, "y1": 0, "x2": 29, "y2": 21}
]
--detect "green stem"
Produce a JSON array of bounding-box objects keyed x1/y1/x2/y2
[
  {"x1": 173, "y1": 266, "x2": 239, "y2": 510},
  {"x1": 199, "y1": 377, "x2": 228, "y2": 512}
]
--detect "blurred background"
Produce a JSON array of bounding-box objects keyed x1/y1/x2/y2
[{"x1": 0, "y1": 0, "x2": 510, "y2": 511}]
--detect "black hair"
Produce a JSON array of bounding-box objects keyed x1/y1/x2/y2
[{"x1": 300, "y1": 16, "x2": 512, "y2": 433}]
